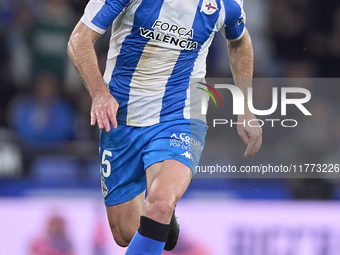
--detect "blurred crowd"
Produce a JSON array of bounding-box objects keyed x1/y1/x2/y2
[
  {"x1": 0, "y1": 0, "x2": 99, "y2": 135},
  {"x1": 269, "y1": 0, "x2": 340, "y2": 78},
  {"x1": 0, "y1": 0, "x2": 340, "y2": 197}
]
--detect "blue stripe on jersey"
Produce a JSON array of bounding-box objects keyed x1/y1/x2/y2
[
  {"x1": 92, "y1": 0, "x2": 131, "y2": 31},
  {"x1": 159, "y1": 0, "x2": 220, "y2": 121},
  {"x1": 225, "y1": 20, "x2": 244, "y2": 40},
  {"x1": 109, "y1": 0, "x2": 165, "y2": 123},
  {"x1": 224, "y1": 0, "x2": 245, "y2": 40}
]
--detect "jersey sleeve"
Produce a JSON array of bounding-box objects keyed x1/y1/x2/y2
[
  {"x1": 220, "y1": 0, "x2": 246, "y2": 41},
  {"x1": 81, "y1": 0, "x2": 131, "y2": 34}
]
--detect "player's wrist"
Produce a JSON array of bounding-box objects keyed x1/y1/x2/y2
[{"x1": 90, "y1": 86, "x2": 111, "y2": 100}]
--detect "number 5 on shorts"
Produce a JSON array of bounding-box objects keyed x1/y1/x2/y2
[{"x1": 101, "y1": 149, "x2": 112, "y2": 178}]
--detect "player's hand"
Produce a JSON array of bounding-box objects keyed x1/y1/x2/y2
[
  {"x1": 237, "y1": 111, "x2": 262, "y2": 157},
  {"x1": 90, "y1": 91, "x2": 119, "y2": 132}
]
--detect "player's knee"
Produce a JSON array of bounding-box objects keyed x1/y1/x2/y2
[
  {"x1": 108, "y1": 221, "x2": 135, "y2": 247},
  {"x1": 146, "y1": 193, "x2": 176, "y2": 218}
]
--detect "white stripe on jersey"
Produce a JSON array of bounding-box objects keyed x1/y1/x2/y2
[
  {"x1": 184, "y1": 33, "x2": 215, "y2": 120},
  {"x1": 215, "y1": 0, "x2": 226, "y2": 32},
  {"x1": 127, "y1": 0, "x2": 201, "y2": 126}
]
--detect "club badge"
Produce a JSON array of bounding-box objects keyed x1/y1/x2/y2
[{"x1": 201, "y1": 0, "x2": 218, "y2": 15}]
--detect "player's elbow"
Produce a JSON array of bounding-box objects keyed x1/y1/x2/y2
[
  {"x1": 67, "y1": 32, "x2": 78, "y2": 59},
  {"x1": 67, "y1": 31, "x2": 86, "y2": 61},
  {"x1": 67, "y1": 38, "x2": 73, "y2": 58},
  {"x1": 67, "y1": 26, "x2": 86, "y2": 58}
]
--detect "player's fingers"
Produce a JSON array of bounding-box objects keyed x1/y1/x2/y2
[
  {"x1": 244, "y1": 135, "x2": 258, "y2": 157},
  {"x1": 90, "y1": 111, "x2": 96, "y2": 126},
  {"x1": 245, "y1": 130, "x2": 262, "y2": 157},
  {"x1": 251, "y1": 134, "x2": 262, "y2": 156},
  {"x1": 108, "y1": 106, "x2": 117, "y2": 129},
  {"x1": 95, "y1": 112, "x2": 104, "y2": 130},
  {"x1": 100, "y1": 111, "x2": 111, "y2": 132},
  {"x1": 239, "y1": 129, "x2": 249, "y2": 145}
]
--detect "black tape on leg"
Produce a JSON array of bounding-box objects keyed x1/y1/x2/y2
[{"x1": 138, "y1": 216, "x2": 170, "y2": 242}]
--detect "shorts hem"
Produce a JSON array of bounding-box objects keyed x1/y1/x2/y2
[
  {"x1": 104, "y1": 188, "x2": 146, "y2": 207},
  {"x1": 144, "y1": 155, "x2": 192, "y2": 172}
]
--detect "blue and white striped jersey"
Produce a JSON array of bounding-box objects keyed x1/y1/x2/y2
[{"x1": 81, "y1": 0, "x2": 246, "y2": 126}]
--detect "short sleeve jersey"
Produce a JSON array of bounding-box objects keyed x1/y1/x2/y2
[{"x1": 81, "y1": 0, "x2": 246, "y2": 126}]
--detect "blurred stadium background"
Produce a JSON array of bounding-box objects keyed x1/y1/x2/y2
[{"x1": 1, "y1": 0, "x2": 340, "y2": 254}]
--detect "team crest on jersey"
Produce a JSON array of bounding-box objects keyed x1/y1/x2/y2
[
  {"x1": 101, "y1": 177, "x2": 108, "y2": 197},
  {"x1": 201, "y1": 0, "x2": 218, "y2": 15}
]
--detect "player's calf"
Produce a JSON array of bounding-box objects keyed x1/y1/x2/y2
[
  {"x1": 109, "y1": 221, "x2": 136, "y2": 247},
  {"x1": 106, "y1": 192, "x2": 145, "y2": 247}
]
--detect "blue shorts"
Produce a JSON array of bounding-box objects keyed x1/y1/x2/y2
[{"x1": 99, "y1": 119, "x2": 207, "y2": 206}]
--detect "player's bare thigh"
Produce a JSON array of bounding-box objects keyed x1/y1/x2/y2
[
  {"x1": 145, "y1": 159, "x2": 192, "y2": 224},
  {"x1": 106, "y1": 190, "x2": 145, "y2": 247}
]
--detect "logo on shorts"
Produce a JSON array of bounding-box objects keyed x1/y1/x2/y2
[
  {"x1": 170, "y1": 133, "x2": 203, "y2": 160},
  {"x1": 181, "y1": 151, "x2": 194, "y2": 161},
  {"x1": 171, "y1": 133, "x2": 179, "y2": 139},
  {"x1": 101, "y1": 177, "x2": 108, "y2": 197},
  {"x1": 201, "y1": 0, "x2": 218, "y2": 15}
]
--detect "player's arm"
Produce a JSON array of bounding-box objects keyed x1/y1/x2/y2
[
  {"x1": 68, "y1": 21, "x2": 118, "y2": 132},
  {"x1": 227, "y1": 28, "x2": 262, "y2": 157},
  {"x1": 68, "y1": 0, "x2": 132, "y2": 132}
]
